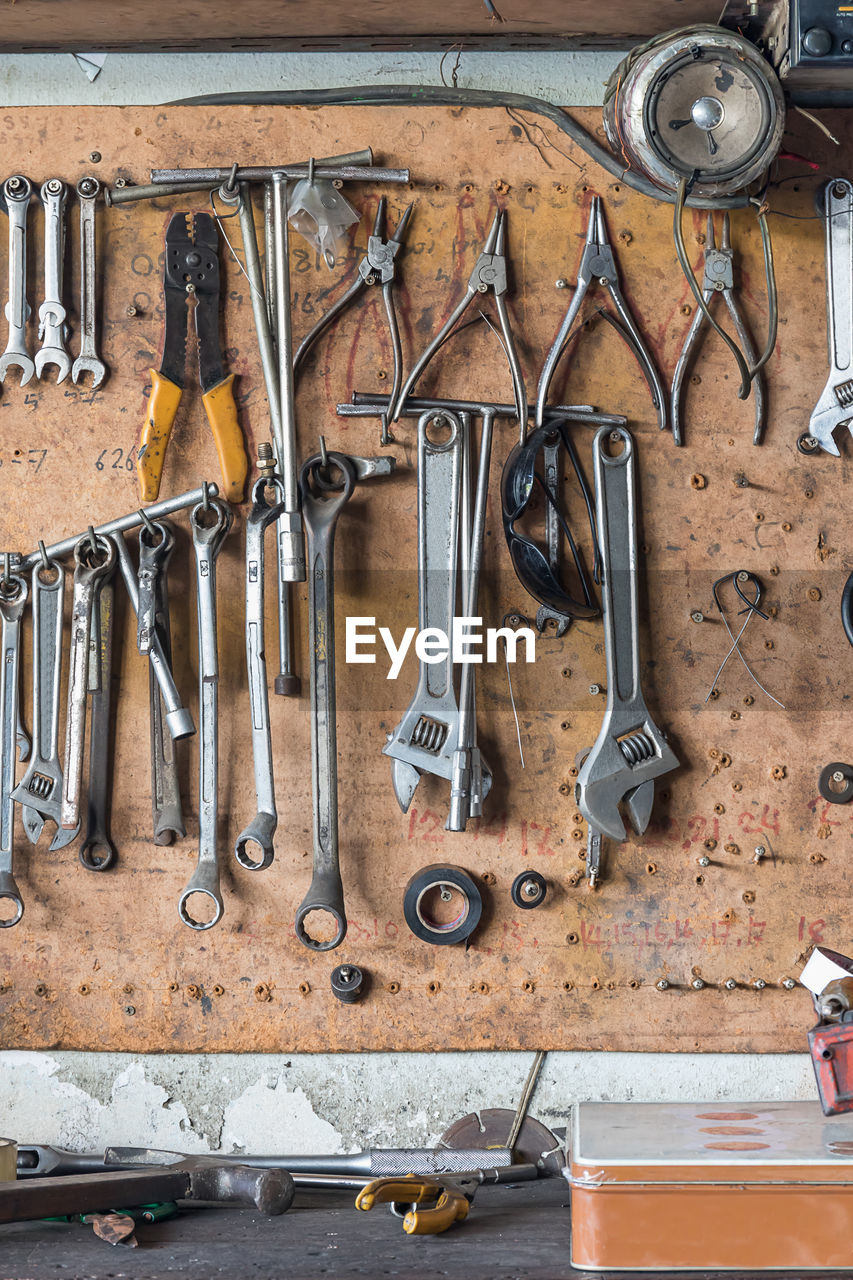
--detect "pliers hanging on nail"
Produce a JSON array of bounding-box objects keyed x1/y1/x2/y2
[
  {"x1": 392, "y1": 209, "x2": 528, "y2": 439},
  {"x1": 535, "y1": 196, "x2": 667, "y2": 434},
  {"x1": 294, "y1": 197, "x2": 413, "y2": 444},
  {"x1": 671, "y1": 213, "x2": 766, "y2": 447}
]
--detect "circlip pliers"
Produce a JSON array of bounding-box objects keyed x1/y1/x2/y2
[
  {"x1": 671, "y1": 213, "x2": 766, "y2": 447},
  {"x1": 137, "y1": 212, "x2": 247, "y2": 505},
  {"x1": 536, "y1": 196, "x2": 666, "y2": 434},
  {"x1": 294, "y1": 197, "x2": 413, "y2": 444}
]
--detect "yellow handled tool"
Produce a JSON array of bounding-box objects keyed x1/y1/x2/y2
[
  {"x1": 355, "y1": 1174, "x2": 470, "y2": 1235},
  {"x1": 137, "y1": 212, "x2": 247, "y2": 504}
]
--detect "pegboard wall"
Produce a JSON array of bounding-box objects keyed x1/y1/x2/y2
[{"x1": 0, "y1": 103, "x2": 847, "y2": 1054}]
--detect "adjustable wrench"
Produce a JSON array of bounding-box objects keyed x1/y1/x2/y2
[
  {"x1": 180, "y1": 497, "x2": 232, "y2": 930},
  {"x1": 0, "y1": 574, "x2": 28, "y2": 926},
  {"x1": 11, "y1": 560, "x2": 79, "y2": 850},
  {"x1": 236, "y1": 476, "x2": 286, "y2": 871},
  {"x1": 297, "y1": 449, "x2": 395, "y2": 951},
  {"x1": 79, "y1": 568, "x2": 117, "y2": 870},
  {"x1": 0, "y1": 175, "x2": 35, "y2": 387},
  {"x1": 144, "y1": 520, "x2": 185, "y2": 846},
  {"x1": 809, "y1": 179, "x2": 853, "y2": 455},
  {"x1": 71, "y1": 176, "x2": 107, "y2": 390},
  {"x1": 35, "y1": 179, "x2": 70, "y2": 384},
  {"x1": 534, "y1": 436, "x2": 572, "y2": 637},
  {"x1": 575, "y1": 427, "x2": 679, "y2": 886},
  {"x1": 61, "y1": 535, "x2": 116, "y2": 830},
  {"x1": 384, "y1": 411, "x2": 464, "y2": 812},
  {"x1": 112, "y1": 533, "x2": 194, "y2": 740}
]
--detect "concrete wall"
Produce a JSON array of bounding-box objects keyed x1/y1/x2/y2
[{"x1": 0, "y1": 47, "x2": 816, "y2": 1156}]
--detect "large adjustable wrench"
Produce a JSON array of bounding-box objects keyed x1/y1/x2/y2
[
  {"x1": 297, "y1": 449, "x2": 395, "y2": 951},
  {"x1": 0, "y1": 175, "x2": 35, "y2": 387},
  {"x1": 35, "y1": 179, "x2": 70, "y2": 384},
  {"x1": 71, "y1": 176, "x2": 107, "y2": 389},
  {"x1": 384, "y1": 411, "x2": 464, "y2": 812},
  {"x1": 180, "y1": 497, "x2": 232, "y2": 930},
  {"x1": 575, "y1": 427, "x2": 679, "y2": 886},
  {"x1": 236, "y1": 476, "x2": 286, "y2": 872},
  {"x1": 11, "y1": 560, "x2": 79, "y2": 850},
  {"x1": 809, "y1": 179, "x2": 853, "y2": 455},
  {"x1": 0, "y1": 574, "x2": 29, "y2": 926}
]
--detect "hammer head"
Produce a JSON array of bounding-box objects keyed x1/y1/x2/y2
[{"x1": 105, "y1": 1147, "x2": 294, "y2": 1216}]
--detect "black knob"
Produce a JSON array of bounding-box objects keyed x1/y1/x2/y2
[
  {"x1": 330, "y1": 964, "x2": 365, "y2": 1004},
  {"x1": 802, "y1": 26, "x2": 832, "y2": 56},
  {"x1": 511, "y1": 870, "x2": 547, "y2": 910}
]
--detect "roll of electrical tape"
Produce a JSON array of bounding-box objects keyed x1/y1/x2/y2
[{"x1": 403, "y1": 864, "x2": 483, "y2": 946}]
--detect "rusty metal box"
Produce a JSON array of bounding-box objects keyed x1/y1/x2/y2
[{"x1": 568, "y1": 1101, "x2": 853, "y2": 1270}]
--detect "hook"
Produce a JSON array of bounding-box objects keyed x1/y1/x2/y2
[{"x1": 37, "y1": 539, "x2": 50, "y2": 572}]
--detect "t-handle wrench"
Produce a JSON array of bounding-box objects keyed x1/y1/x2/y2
[
  {"x1": 180, "y1": 496, "x2": 232, "y2": 930},
  {"x1": 71, "y1": 176, "x2": 107, "y2": 390},
  {"x1": 236, "y1": 476, "x2": 286, "y2": 871},
  {"x1": 0, "y1": 574, "x2": 29, "y2": 926},
  {"x1": 297, "y1": 448, "x2": 395, "y2": 951},
  {"x1": 0, "y1": 175, "x2": 35, "y2": 387},
  {"x1": 35, "y1": 179, "x2": 70, "y2": 384}
]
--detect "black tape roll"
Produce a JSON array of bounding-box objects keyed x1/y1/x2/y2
[
  {"x1": 819, "y1": 762, "x2": 853, "y2": 805},
  {"x1": 403, "y1": 864, "x2": 483, "y2": 946}
]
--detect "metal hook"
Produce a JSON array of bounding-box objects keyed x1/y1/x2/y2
[
  {"x1": 1, "y1": 551, "x2": 9, "y2": 589},
  {"x1": 137, "y1": 507, "x2": 156, "y2": 536},
  {"x1": 308, "y1": 156, "x2": 315, "y2": 187},
  {"x1": 224, "y1": 161, "x2": 239, "y2": 195},
  {"x1": 202, "y1": 480, "x2": 210, "y2": 511},
  {"x1": 87, "y1": 525, "x2": 97, "y2": 556},
  {"x1": 319, "y1": 435, "x2": 329, "y2": 470},
  {"x1": 37, "y1": 539, "x2": 49, "y2": 572}
]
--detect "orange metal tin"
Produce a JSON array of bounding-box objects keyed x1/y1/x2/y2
[{"x1": 569, "y1": 1101, "x2": 853, "y2": 1270}]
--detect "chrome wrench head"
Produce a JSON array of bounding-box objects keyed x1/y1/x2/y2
[
  {"x1": 34, "y1": 179, "x2": 70, "y2": 384},
  {"x1": 0, "y1": 175, "x2": 35, "y2": 387}
]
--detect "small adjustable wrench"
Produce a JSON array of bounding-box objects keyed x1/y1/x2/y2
[
  {"x1": 61, "y1": 535, "x2": 116, "y2": 830},
  {"x1": 575, "y1": 427, "x2": 679, "y2": 886},
  {"x1": 297, "y1": 448, "x2": 395, "y2": 951},
  {"x1": 236, "y1": 476, "x2": 286, "y2": 872},
  {"x1": 78, "y1": 567, "x2": 118, "y2": 870},
  {"x1": 71, "y1": 176, "x2": 107, "y2": 390},
  {"x1": 809, "y1": 179, "x2": 853, "y2": 455},
  {"x1": 11, "y1": 560, "x2": 79, "y2": 850},
  {"x1": 0, "y1": 175, "x2": 35, "y2": 387},
  {"x1": 179, "y1": 497, "x2": 232, "y2": 930},
  {"x1": 35, "y1": 179, "x2": 70, "y2": 384},
  {"x1": 0, "y1": 574, "x2": 28, "y2": 926}
]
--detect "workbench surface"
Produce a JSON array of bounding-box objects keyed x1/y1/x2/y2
[{"x1": 0, "y1": 1179, "x2": 843, "y2": 1279}]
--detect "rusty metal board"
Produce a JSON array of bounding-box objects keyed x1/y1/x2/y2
[{"x1": 0, "y1": 104, "x2": 844, "y2": 1053}]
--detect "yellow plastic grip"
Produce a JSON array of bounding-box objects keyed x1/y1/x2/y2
[
  {"x1": 355, "y1": 1177, "x2": 470, "y2": 1236},
  {"x1": 404, "y1": 1190, "x2": 470, "y2": 1236},
  {"x1": 202, "y1": 373, "x2": 248, "y2": 504},
  {"x1": 137, "y1": 369, "x2": 183, "y2": 502}
]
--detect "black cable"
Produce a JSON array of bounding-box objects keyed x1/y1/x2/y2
[{"x1": 168, "y1": 84, "x2": 750, "y2": 211}]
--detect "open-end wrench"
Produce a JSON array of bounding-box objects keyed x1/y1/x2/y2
[
  {"x1": 534, "y1": 436, "x2": 572, "y2": 638},
  {"x1": 35, "y1": 179, "x2": 70, "y2": 384},
  {"x1": 236, "y1": 476, "x2": 286, "y2": 872},
  {"x1": 112, "y1": 533, "x2": 194, "y2": 740},
  {"x1": 61, "y1": 534, "x2": 116, "y2": 830},
  {"x1": 145, "y1": 519, "x2": 184, "y2": 846},
  {"x1": 136, "y1": 518, "x2": 174, "y2": 656},
  {"x1": 0, "y1": 574, "x2": 28, "y2": 926},
  {"x1": 383, "y1": 411, "x2": 464, "y2": 813},
  {"x1": 179, "y1": 497, "x2": 232, "y2": 930},
  {"x1": 297, "y1": 448, "x2": 395, "y2": 951},
  {"x1": 71, "y1": 176, "x2": 107, "y2": 390},
  {"x1": 809, "y1": 179, "x2": 853, "y2": 455},
  {"x1": 575, "y1": 427, "x2": 679, "y2": 886},
  {"x1": 79, "y1": 568, "x2": 117, "y2": 870},
  {"x1": 11, "y1": 559, "x2": 79, "y2": 851},
  {"x1": 0, "y1": 176, "x2": 35, "y2": 387}
]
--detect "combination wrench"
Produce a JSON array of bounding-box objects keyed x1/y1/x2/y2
[
  {"x1": 142, "y1": 520, "x2": 185, "y2": 846},
  {"x1": 0, "y1": 574, "x2": 29, "y2": 926},
  {"x1": 11, "y1": 559, "x2": 79, "y2": 850},
  {"x1": 35, "y1": 179, "x2": 70, "y2": 384},
  {"x1": 180, "y1": 496, "x2": 232, "y2": 930},
  {"x1": 809, "y1": 178, "x2": 853, "y2": 455},
  {"x1": 71, "y1": 176, "x2": 107, "y2": 390},
  {"x1": 575, "y1": 427, "x2": 679, "y2": 886},
  {"x1": 0, "y1": 175, "x2": 35, "y2": 387},
  {"x1": 236, "y1": 476, "x2": 286, "y2": 872},
  {"x1": 297, "y1": 448, "x2": 395, "y2": 951},
  {"x1": 79, "y1": 566, "x2": 118, "y2": 870},
  {"x1": 61, "y1": 534, "x2": 116, "y2": 830}
]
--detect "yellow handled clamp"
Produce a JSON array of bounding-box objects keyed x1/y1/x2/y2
[
  {"x1": 138, "y1": 212, "x2": 247, "y2": 504},
  {"x1": 355, "y1": 1174, "x2": 471, "y2": 1235}
]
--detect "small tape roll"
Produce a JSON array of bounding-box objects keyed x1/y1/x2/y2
[
  {"x1": 403, "y1": 864, "x2": 482, "y2": 946},
  {"x1": 819, "y1": 762, "x2": 853, "y2": 805}
]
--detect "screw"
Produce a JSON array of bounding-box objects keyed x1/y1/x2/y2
[
  {"x1": 697, "y1": 855, "x2": 711, "y2": 868},
  {"x1": 724, "y1": 978, "x2": 737, "y2": 991},
  {"x1": 125, "y1": 1005, "x2": 136, "y2": 1015},
  {"x1": 89, "y1": 151, "x2": 102, "y2": 163},
  {"x1": 589, "y1": 684, "x2": 603, "y2": 696},
  {"x1": 692, "y1": 978, "x2": 705, "y2": 990},
  {"x1": 691, "y1": 610, "x2": 704, "y2": 623},
  {"x1": 753, "y1": 978, "x2": 767, "y2": 990},
  {"x1": 834, "y1": 770, "x2": 846, "y2": 784},
  {"x1": 734, "y1": 473, "x2": 750, "y2": 488},
  {"x1": 126, "y1": 304, "x2": 137, "y2": 317},
  {"x1": 440, "y1": 886, "x2": 453, "y2": 902},
  {"x1": 555, "y1": 278, "x2": 568, "y2": 289},
  {"x1": 257, "y1": 441, "x2": 275, "y2": 479},
  {"x1": 753, "y1": 845, "x2": 766, "y2": 862},
  {"x1": 798, "y1": 433, "x2": 820, "y2": 454},
  {"x1": 656, "y1": 978, "x2": 670, "y2": 991},
  {"x1": 737, "y1": 571, "x2": 748, "y2": 583},
  {"x1": 782, "y1": 978, "x2": 796, "y2": 990}
]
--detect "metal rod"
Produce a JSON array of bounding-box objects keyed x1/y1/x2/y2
[
  {"x1": 341, "y1": 392, "x2": 627, "y2": 425},
  {"x1": 237, "y1": 184, "x2": 282, "y2": 458},
  {"x1": 151, "y1": 149, "x2": 374, "y2": 182},
  {"x1": 109, "y1": 165, "x2": 407, "y2": 206},
  {"x1": 21, "y1": 485, "x2": 219, "y2": 570},
  {"x1": 271, "y1": 174, "x2": 306, "y2": 588}
]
